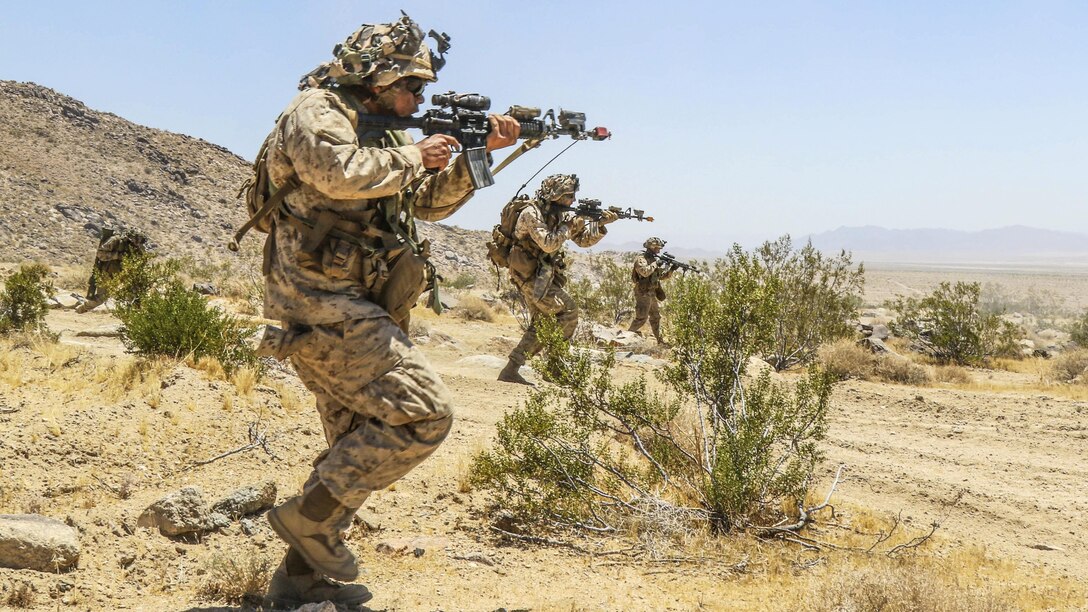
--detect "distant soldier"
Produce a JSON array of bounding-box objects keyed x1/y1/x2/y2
[
  {"x1": 75, "y1": 227, "x2": 147, "y2": 313},
  {"x1": 488, "y1": 174, "x2": 618, "y2": 385},
  {"x1": 628, "y1": 237, "x2": 674, "y2": 344}
]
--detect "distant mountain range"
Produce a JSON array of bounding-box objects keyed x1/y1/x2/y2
[
  {"x1": 805, "y1": 225, "x2": 1088, "y2": 264},
  {"x1": 601, "y1": 225, "x2": 1088, "y2": 265}
]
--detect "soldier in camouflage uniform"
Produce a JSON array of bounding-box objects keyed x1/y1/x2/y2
[
  {"x1": 75, "y1": 226, "x2": 147, "y2": 313},
  {"x1": 495, "y1": 174, "x2": 618, "y2": 385},
  {"x1": 254, "y1": 15, "x2": 520, "y2": 608},
  {"x1": 628, "y1": 237, "x2": 674, "y2": 344}
]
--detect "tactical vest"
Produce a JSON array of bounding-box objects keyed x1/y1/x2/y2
[
  {"x1": 487, "y1": 197, "x2": 566, "y2": 283},
  {"x1": 246, "y1": 87, "x2": 440, "y2": 322},
  {"x1": 632, "y1": 251, "x2": 658, "y2": 293}
]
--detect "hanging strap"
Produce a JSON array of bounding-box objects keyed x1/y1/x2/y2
[{"x1": 228, "y1": 176, "x2": 299, "y2": 252}]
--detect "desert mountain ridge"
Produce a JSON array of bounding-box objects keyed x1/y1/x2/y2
[{"x1": 0, "y1": 80, "x2": 501, "y2": 278}]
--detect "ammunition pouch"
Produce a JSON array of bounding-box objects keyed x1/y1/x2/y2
[
  {"x1": 377, "y1": 249, "x2": 429, "y2": 325},
  {"x1": 507, "y1": 244, "x2": 539, "y2": 284}
]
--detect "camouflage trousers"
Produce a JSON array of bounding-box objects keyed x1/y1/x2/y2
[
  {"x1": 508, "y1": 275, "x2": 579, "y2": 366},
  {"x1": 289, "y1": 316, "x2": 454, "y2": 509},
  {"x1": 628, "y1": 291, "x2": 663, "y2": 340}
]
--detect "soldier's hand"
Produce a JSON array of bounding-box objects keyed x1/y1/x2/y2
[
  {"x1": 568, "y1": 216, "x2": 587, "y2": 234},
  {"x1": 599, "y1": 209, "x2": 620, "y2": 225},
  {"x1": 485, "y1": 114, "x2": 521, "y2": 151},
  {"x1": 415, "y1": 134, "x2": 461, "y2": 170}
]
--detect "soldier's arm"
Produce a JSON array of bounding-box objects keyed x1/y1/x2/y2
[
  {"x1": 633, "y1": 255, "x2": 657, "y2": 278},
  {"x1": 281, "y1": 90, "x2": 426, "y2": 204},
  {"x1": 518, "y1": 206, "x2": 571, "y2": 254},
  {"x1": 570, "y1": 218, "x2": 608, "y2": 248},
  {"x1": 408, "y1": 155, "x2": 476, "y2": 221}
]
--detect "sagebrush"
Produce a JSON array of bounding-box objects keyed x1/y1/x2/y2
[
  {"x1": 473, "y1": 245, "x2": 834, "y2": 537},
  {"x1": 0, "y1": 263, "x2": 53, "y2": 334},
  {"x1": 103, "y1": 253, "x2": 259, "y2": 374}
]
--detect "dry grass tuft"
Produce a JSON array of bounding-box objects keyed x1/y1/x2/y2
[
  {"x1": 4, "y1": 580, "x2": 36, "y2": 608},
  {"x1": 196, "y1": 551, "x2": 274, "y2": 605},
  {"x1": 819, "y1": 340, "x2": 931, "y2": 385},
  {"x1": 933, "y1": 364, "x2": 971, "y2": 384},
  {"x1": 231, "y1": 366, "x2": 259, "y2": 396},
  {"x1": 1051, "y1": 349, "x2": 1088, "y2": 383},
  {"x1": 191, "y1": 355, "x2": 226, "y2": 381},
  {"x1": 455, "y1": 295, "x2": 496, "y2": 322},
  {"x1": 800, "y1": 557, "x2": 1015, "y2": 612}
]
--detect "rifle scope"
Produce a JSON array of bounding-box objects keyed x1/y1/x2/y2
[{"x1": 431, "y1": 92, "x2": 491, "y2": 112}]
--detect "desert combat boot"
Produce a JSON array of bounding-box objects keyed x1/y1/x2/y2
[
  {"x1": 264, "y1": 561, "x2": 372, "y2": 610},
  {"x1": 267, "y1": 496, "x2": 359, "y2": 582},
  {"x1": 497, "y1": 358, "x2": 534, "y2": 386}
]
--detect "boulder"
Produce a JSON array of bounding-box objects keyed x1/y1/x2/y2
[
  {"x1": 0, "y1": 514, "x2": 80, "y2": 573},
  {"x1": 590, "y1": 325, "x2": 642, "y2": 348},
  {"x1": 192, "y1": 283, "x2": 218, "y2": 296},
  {"x1": 211, "y1": 481, "x2": 277, "y2": 520},
  {"x1": 50, "y1": 292, "x2": 82, "y2": 309},
  {"x1": 869, "y1": 324, "x2": 890, "y2": 340},
  {"x1": 137, "y1": 487, "x2": 230, "y2": 537},
  {"x1": 858, "y1": 337, "x2": 892, "y2": 354}
]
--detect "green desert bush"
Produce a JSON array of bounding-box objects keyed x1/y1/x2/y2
[
  {"x1": 748, "y1": 237, "x2": 864, "y2": 371},
  {"x1": 473, "y1": 247, "x2": 834, "y2": 536},
  {"x1": 103, "y1": 254, "x2": 258, "y2": 374},
  {"x1": 889, "y1": 281, "x2": 1021, "y2": 366},
  {"x1": 567, "y1": 254, "x2": 634, "y2": 325},
  {"x1": 0, "y1": 263, "x2": 53, "y2": 334}
]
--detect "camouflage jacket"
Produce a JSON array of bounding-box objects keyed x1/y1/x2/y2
[
  {"x1": 262, "y1": 87, "x2": 476, "y2": 325},
  {"x1": 631, "y1": 251, "x2": 673, "y2": 294},
  {"x1": 512, "y1": 200, "x2": 607, "y2": 263}
]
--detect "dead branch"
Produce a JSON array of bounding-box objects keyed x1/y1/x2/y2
[
  {"x1": 489, "y1": 526, "x2": 589, "y2": 554},
  {"x1": 185, "y1": 421, "x2": 276, "y2": 470},
  {"x1": 886, "y1": 521, "x2": 940, "y2": 556},
  {"x1": 866, "y1": 511, "x2": 901, "y2": 553}
]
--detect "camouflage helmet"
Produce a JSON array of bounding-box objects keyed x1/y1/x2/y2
[
  {"x1": 643, "y1": 237, "x2": 666, "y2": 250},
  {"x1": 299, "y1": 13, "x2": 448, "y2": 90},
  {"x1": 536, "y1": 174, "x2": 580, "y2": 202}
]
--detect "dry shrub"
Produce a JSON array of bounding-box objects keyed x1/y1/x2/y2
[
  {"x1": 934, "y1": 364, "x2": 971, "y2": 384},
  {"x1": 802, "y1": 558, "x2": 1014, "y2": 612},
  {"x1": 1051, "y1": 348, "x2": 1088, "y2": 383},
  {"x1": 408, "y1": 318, "x2": 432, "y2": 338},
  {"x1": 196, "y1": 551, "x2": 274, "y2": 605},
  {"x1": 4, "y1": 581, "x2": 35, "y2": 608},
  {"x1": 455, "y1": 295, "x2": 495, "y2": 322},
  {"x1": 818, "y1": 340, "x2": 931, "y2": 385}
]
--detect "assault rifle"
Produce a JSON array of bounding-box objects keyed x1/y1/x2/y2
[
  {"x1": 552, "y1": 198, "x2": 654, "y2": 222},
  {"x1": 655, "y1": 252, "x2": 700, "y2": 274},
  {"x1": 354, "y1": 91, "x2": 610, "y2": 190}
]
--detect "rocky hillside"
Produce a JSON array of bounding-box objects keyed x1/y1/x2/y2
[{"x1": 0, "y1": 81, "x2": 515, "y2": 279}]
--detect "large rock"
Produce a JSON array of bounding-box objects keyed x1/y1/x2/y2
[
  {"x1": 50, "y1": 292, "x2": 82, "y2": 309},
  {"x1": 0, "y1": 514, "x2": 80, "y2": 573},
  {"x1": 590, "y1": 325, "x2": 642, "y2": 348},
  {"x1": 211, "y1": 481, "x2": 277, "y2": 520},
  {"x1": 869, "y1": 324, "x2": 890, "y2": 340},
  {"x1": 137, "y1": 487, "x2": 230, "y2": 537}
]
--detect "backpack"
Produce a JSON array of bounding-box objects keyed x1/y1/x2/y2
[
  {"x1": 486, "y1": 195, "x2": 534, "y2": 268},
  {"x1": 229, "y1": 133, "x2": 300, "y2": 252}
]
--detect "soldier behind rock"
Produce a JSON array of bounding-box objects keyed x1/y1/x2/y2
[
  {"x1": 253, "y1": 14, "x2": 519, "y2": 609},
  {"x1": 495, "y1": 174, "x2": 618, "y2": 385},
  {"x1": 75, "y1": 226, "x2": 147, "y2": 313},
  {"x1": 628, "y1": 237, "x2": 674, "y2": 344}
]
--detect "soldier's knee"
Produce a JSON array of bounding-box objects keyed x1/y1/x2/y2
[{"x1": 415, "y1": 411, "x2": 453, "y2": 448}]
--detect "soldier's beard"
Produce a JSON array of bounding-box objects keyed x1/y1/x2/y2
[{"x1": 370, "y1": 88, "x2": 406, "y2": 116}]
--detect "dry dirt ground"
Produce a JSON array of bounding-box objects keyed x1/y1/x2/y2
[{"x1": 1, "y1": 300, "x2": 1087, "y2": 610}]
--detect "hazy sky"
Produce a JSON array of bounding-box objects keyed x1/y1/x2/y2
[{"x1": 2, "y1": 1, "x2": 1086, "y2": 249}]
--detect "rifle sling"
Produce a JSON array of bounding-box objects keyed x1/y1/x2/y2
[
  {"x1": 491, "y1": 137, "x2": 546, "y2": 177},
  {"x1": 229, "y1": 176, "x2": 300, "y2": 251}
]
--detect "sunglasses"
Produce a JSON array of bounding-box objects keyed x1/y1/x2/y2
[{"x1": 398, "y1": 76, "x2": 426, "y2": 97}]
